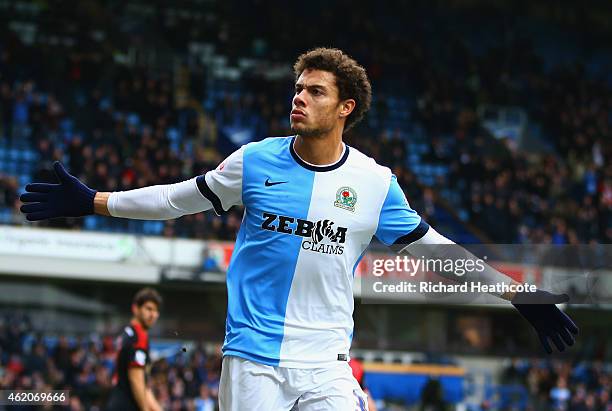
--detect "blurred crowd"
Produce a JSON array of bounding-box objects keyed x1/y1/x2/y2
[
  {"x1": 406, "y1": 47, "x2": 612, "y2": 244},
  {"x1": 3, "y1": 311, "x2": 612, "y2": 411},
  {"x1": 0, "y1": 312, "x2": 222, "y2": 411},
  {"x1": 501, "y1": 358, "x2": 612, "y2": 411},
  {"x1": 0, "y1": 0, "x2": 610, "y2": 243}
]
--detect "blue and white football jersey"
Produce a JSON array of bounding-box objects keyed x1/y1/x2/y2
[{"x1": 198, "y1": 136, "x2": 428, "y2": 368}]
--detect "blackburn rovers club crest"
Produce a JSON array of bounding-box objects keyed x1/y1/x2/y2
[{"x1": 334, "y1": 186, "x2": 357, "y2": 212}]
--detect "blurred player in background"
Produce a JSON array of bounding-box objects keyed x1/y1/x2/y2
[
  {"x1": 106, "y1": 287, "x2": 163, "y2": 411},
  {"x1": 20, "y1": 48, "x2": 577, "y2": 411}
]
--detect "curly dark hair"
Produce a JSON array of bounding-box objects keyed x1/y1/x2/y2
[
  {"x1": 293, "y1": 48, "x2": 372, "y2": 132},
  {"x1": 133, "y1": 287, "x2": 162, "y2": 308}
]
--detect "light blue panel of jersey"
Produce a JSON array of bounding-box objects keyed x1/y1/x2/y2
[
  {"x1": 223, "y1": 137, "x2": 315, "y2": 366},
  {"x1": 375, "y1": 175, "x2": 423, "y2": 246}
]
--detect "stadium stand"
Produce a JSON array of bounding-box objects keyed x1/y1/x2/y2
[
  {"x1": 0, "y1": 1, "x2": 610, "y2": 244},
  {"x1": 1, "y1": 1, "x2": 612, "y2": 410}
]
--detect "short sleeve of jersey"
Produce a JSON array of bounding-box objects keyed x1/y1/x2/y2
[
  {"x1": 129, "y1": 348, "x2": 148, "y2": 368},
  {"x1": 375, "y1": 175, "x2": 429, "y2": 248},
  {"x1": 122, "y1": 333, "x2": 148, "y2": 368},
  {"x1": 196, "y1": 146, "x2": 244, "y2": 215}
]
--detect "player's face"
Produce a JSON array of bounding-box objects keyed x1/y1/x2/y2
[
  {"x1": 290, "y1": 69, "x2": 345, "y2": 137},
  {"x1": 133, "y1": 301, "x2": 160, "y2": 330}
]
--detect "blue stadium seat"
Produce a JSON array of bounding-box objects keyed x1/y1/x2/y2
[
  {"x1": 18, "y1": 175, "x2": 29, "y2": 187},
  {"x1": 23, "y1": 150, "x2": 34, "y2": 161},
  {"x1": 127, "y1": 113, "x2": 140, "y2": 127},
  {"x1": 84, "y1": 215, "x2": 99, "y2": 230},
  {"x1": 60, "y1": 118, "x2": 74, "y2": 134},
  {"x1": 0, "y1": 209, "x2": 12, "y2": 224},
  {"x1": 151, "y1": 221, "x2": 164, "y2": 235}
]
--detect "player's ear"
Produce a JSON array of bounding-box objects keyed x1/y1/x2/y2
[
  {"x1": 339, "y1": 99, "x2": 355, "y2": 118},
  {"x1": 131, "y1": 303, "x2": 139, "y2": 316}
]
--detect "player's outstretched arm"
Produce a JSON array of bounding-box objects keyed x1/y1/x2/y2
[
  {"x1": 405, "y1": 226, "x2": 579, "y2": 353},
  {"x1": 20, "y1": 161, "x2": 215, "y2": 221},
  {"x1": 379, "y1": 174, "x2": 578, "y2": 354}
]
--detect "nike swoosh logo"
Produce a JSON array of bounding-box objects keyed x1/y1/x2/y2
[{"x1": 265, "y1": 178, "x2": 288, "y2": 187}]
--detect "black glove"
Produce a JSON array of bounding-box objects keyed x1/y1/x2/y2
[
  {"x1": 20, "y1": 161, "x2": 97, "y2": 221},
  {"x1": 512, "y1": 289, "x2": 579, "y2": 354}
]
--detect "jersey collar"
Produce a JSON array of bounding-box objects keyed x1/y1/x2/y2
[
  {"x1": 131, "y1": 319, "x2": 147, "y2": 335},
  {"x1": 289, "y1": 136, "x2": 350, "y2": 172}
]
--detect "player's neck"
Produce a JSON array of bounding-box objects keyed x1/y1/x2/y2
[
  {"x1": 131, "y1": 317, "x2": 148, "y2": 331},
  {"x1": 294, "y1": 132, "x2": 344, "y2": 166}
]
